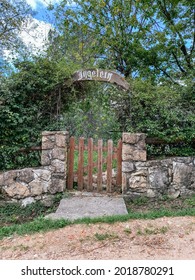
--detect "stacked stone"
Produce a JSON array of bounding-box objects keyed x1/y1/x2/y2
[
  {"x1": 0, "y1": 131, "x2": 69, "y2": 206},
  {"x1": 0, "y1": 168, "x2": 52, "y2": 206},
  {"x1": 122, "y1": 133, "x2": 195, "y2": 198},
  {"x1": 122, "y1": 133, "x2": 148, "y2": 196},
  {"x1": 41, "y1": 131, "x2": 69, "y2": 195},
  {"x1": 1, "y1": 131, "x2": 195, "y2": 205}
]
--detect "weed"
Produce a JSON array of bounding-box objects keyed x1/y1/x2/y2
[
  {"x1": 136, "y1": 225, "x2": 169, "y2": 236},
  {"x1": 160, "y1": 226, "x2": 169, "y2": 234},
  {"x1": 94, "y1": 232, "x2": 119, "y2": 241},
  {"x1": 130, "y1": 196, "x2": 149, "y2": 206},
  {"x1": 136, "y1": 228, "x2": 143, "y2": 235},
  {"x1": 185, "y1": 195, "x2": 195, "y2": 207},
  {"x1": 13, "y1": 244, "x2": 30, "y2": 251},
  {"x1": 160, "y1": 195, "x2": 172, "y2": 201},
  {"x1": 0, "y1": 246, "x2": 10, "y2": 251},
  {"x1": 124, "y1": 228, "x2": 132, "y2": 234}
]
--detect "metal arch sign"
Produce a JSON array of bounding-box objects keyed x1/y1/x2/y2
[{"x1": 72, "y1": 69, "x2": 130, "y2": 91}]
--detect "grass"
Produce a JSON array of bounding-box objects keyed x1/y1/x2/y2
[
  {"x1": 137, "y1": 225, "x2": 169, "y2": 236},
  {"x1": 0, "y1": 194, "x2": 195, "y2": 240},
  {"x1": 73, "y1": 150, "x2": 117, "y2": 173},
  {"x1": 0, "y1": 193, "x2": 64, "y2": 227},
  {"x1": 94, "y1": 232, "x2": 119, "y2": 241},
  {"x1": 124, "y1": 194, "x2": 195, "y2": 213}
]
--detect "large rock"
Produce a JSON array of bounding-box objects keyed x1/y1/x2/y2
[
  {"x1": 55, "y1": 132, "x2": 68, "y2": 148},
  {"x1": 3, "y1": 182, "x2": 30, "y2": 198},
  {"x1": 41, "y1": 150, "x2": 52, "y2": 166},
  {"x1": 122, "y1": 133, "x2": 146, "y2": 144},
  {"x1": 41, "y1": 131, "x2": 57, "y2": 148},
  {"x1": 33, "y1": 169, "x2": 51, "y2": 181},
  {"x1": 17, "y1": 168, "x2": 34, "y2": 183},
  {"x1": 52, "y1": 148, "x2": 66, "y2": 160},
  {"x1": 148, "y1": 167, "x2": 169, "y2": 191},
  {"x1": 51, "y1": 159, "x2": 65, "y2": 173},
  {"x1": 129, "y1": 170, "x2": 148, "y2": 192},
  {"x1": 172, "y1": 162, "x2": 193, "y2": 187},
  {"x1": 122, "y1": 162, "x2": 135, "y2": 173},
  {"x1": 29, "y1": 179, "x2": 44, "y2": 196},
  {"x1": 122, "y1": 144, "x2": 146, "y2": 161},
  {"x1": 1, "y1": 170, "x2": 18, "y2": 185},
  {"x1": 49, "y1": 177, "x2": 65, "y2": 194}
]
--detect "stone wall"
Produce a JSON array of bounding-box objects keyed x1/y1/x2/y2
[
  {"x1": 0, "y1": 131, "x2": 69, "y2": 206},
  {"x1": 0, "y1": 131, "x2": 194, "y2": 204},
  {"x1": 122, "y1": 133, "x2": 195, "y2": 198}
]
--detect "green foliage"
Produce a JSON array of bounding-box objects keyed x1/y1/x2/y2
[
  {"x1": 54, "y1": 0, "x2": 195, "y2": 80},
  {"x1": 185, "y1": 194, "x2": 195, "y2": 207},
  {"x1": 121, "y1": 78, "x2": 195, "y2": 157},
  {"x1": 61, "y1": 82, "x2": 121, "y2": 141},
  {"x1": 0, "y1": 0, "x2": 32, "y2": 53},
  {"x1": 1, "y1": 0, "x2": 194, "y2": 171},
  {"x1": 0, "y1": 57, "x2": 75, "y2": 170},
  {"x1": 0, "y1": 198, "x2": 63, "y2": 227}
]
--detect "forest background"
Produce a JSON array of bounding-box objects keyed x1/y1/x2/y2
[{"x1": 0, "y1": 0, "x2": 194, "y2": 171}]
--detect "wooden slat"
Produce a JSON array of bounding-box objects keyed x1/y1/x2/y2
[
  {"x1": 116, "y1": 139, "x2": 122, "y2": 186},
  {"x1": 78, "y1": 137, "x2": 84, "y2": 190},
  {"x1": 87, "y1": 138, "x2": 93, "y2": 191},
  {"x1": 67, "y1": 136, "x2": 75, "y2": 190},
  {"x1": 107, "y1": 139, "x2": 113, "y2": 192},
  {"x1": 67, "y1": 136, "x2": 123, "y2": 194},
  {"x1": 97, "y1": 139, "x2": 103, "y2": 192}
]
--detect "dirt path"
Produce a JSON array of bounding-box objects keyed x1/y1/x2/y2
[{"x1": 0, "y1": 216, "x2": 195, "y2": 260}]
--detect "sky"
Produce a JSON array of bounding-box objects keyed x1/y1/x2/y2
[
  {"x1": 26, "y1": 0, "x2": 61, "y2": 11},
  {"x1": 2, "y1": 0, "x2": 59, "y2": 61},
  {"x1": 25, "y1": 0, "x2": 75, "y2": 21},
  {"x1": 3, "y1": 0, "x2": 75, "y2": 64},
  {"x1": 25, "y1": 0, "x2": 60, "y2": 22}
]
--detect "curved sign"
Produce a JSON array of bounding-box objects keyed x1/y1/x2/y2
[{"x1": 72, "y1": 69, "x2": 130, "y2": 91}]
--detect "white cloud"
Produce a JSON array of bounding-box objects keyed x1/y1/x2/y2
[
  {"x1": 20, "y1": 17, "x2": 52, "y2": 53},
  {"x1": 3, "y1": 16, "x2": 52, "y2": 60},
  {"x1": 26, "y1": 0, "x2": 61, "y2": 10}
]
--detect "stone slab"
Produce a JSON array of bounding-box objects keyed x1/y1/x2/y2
[{"x1": 46, "y1": 195, "x2": 128, "y2": 221}]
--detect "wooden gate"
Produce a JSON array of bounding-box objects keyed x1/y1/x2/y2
[{"x1": 67, "y1": 137, "x2": 122, "y2": 193}]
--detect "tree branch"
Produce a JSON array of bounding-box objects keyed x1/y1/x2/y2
[{"x1": 171, "y1": 51, "x2": 186, "y2": 73}]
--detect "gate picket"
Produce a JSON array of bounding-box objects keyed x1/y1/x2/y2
[
  {"x1": 78, "y1": 137, "x2": 84, "y2": 190},
  {"x1": 116, "y1": 139, "x2": 122, "y2": 186},
  {"x1": 87, "y1": 138, "x2": 93, "y2": 191},
  {"x1": 107, "y1": 139, "x2": 113, "y2": 192},
  {"x1": 97, "y1": 139, "x2": 103, "y2": 192},
  {"x1": 67, "y1": 136, "x2": 122, "y2": 193},
  {"x1": 67, "y1": 136, "x2": 75, "y2": 190}
]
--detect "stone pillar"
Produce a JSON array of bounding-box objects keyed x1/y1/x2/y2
[
  {"x1": 122, "y1": 133, "x2": 147, "y2": 193},
  {"x1": 41, "y1": 131, "x2": 69, "y2": 193}
]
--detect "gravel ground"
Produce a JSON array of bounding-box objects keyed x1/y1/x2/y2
[{"x1": 0, "y1": 216, "x2": 195, "y2": 260}]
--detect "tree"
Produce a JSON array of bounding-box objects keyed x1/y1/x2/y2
[
  {"x1": 0, "y1": 0, "x2": 32, "y2": 55},
  {"x1": 141, "y1": 0, "x2": 195, "y2": 82},
  {"x1": 54, "y1": 0, "x2": 194, "y2": 81},
  {"x1": 0, "y1": 56, "x2": 77, "y2": 170}
]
